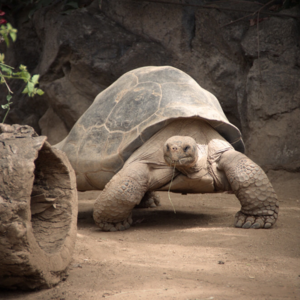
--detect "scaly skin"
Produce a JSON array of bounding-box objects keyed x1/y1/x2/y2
[
  {"x1": 93, "y1": 163, "x2": 149, "y2": 231},
  {"x1": 136, "y1": 191, "x2": 161, "y2": 208},
  {"x1": 219, "y1": 150, "x2": 279, "y2": 229}
]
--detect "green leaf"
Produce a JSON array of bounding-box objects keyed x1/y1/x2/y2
[
  {"x1": 6, "y1": 94, "x2": 12, "y2": 102},
  {"x1": 23, "y1": 72, "x2": 31, "y2": 82},
  {"x1": 36, "y1": 89, "x2": 44, "y2": 96},
  {"x1": 14, "y1": 67, "x2": 31, "y2": 82},
  {"x1": 31, "y1": 74, "x2": 40, "y2": 84},
  {"x1": 1, "y1": 103, "x2": 12, "y2": 109},
  {"x1": 19, "y1": 65, "x2": 27, "y2": 71},
  {"x1": 22, "y1": 86, "x2": 28, "y2": 94},
  {"x1": 1, "y1": 65, "x2": 13, "y2": 75},
  {"x1": 27, "y1": 82, "x2": 35, "y2": 95},
  {"x1": 0, "y1": 54, "x2": 5, "y2": 63},
  {"x1": 9, "y1": 31, "x2": 17, "y2": 42},
  {"x1": 18, "y1": 70, "x2": 31, "y2": 82}
]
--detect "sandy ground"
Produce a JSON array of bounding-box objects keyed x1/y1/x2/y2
[{"x1": 1, "y1": 170, "x2": 300, "y2": 300}]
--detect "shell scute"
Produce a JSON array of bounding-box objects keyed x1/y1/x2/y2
[
  {"x1": 106, "y1": 82, "x2": 161, "y2": 132},
  {"x1": 119, "y1": 127, "x2": 144, "y2": 162},
  {"x1": 139, "y1": 115, "x2": 170, "y2": 142},
  {"x1": 160, "y1": 82, "x2": 208, "y2": 108},
  {"x1": 129, "y1": 65, "x2": 192, "y2": 85},
  {"x1": 105, "y1": 131, "x2": 124, "y2": 157},
  {"x1": 77, "y1": 125, "x2": 109, "y2": 172}
]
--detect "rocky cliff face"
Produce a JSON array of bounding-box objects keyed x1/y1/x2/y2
[{"x1": 1, "y1": 0, "x2": 299, "y2": 171}]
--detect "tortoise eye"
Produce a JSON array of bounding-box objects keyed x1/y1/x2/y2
[
  {"x1": 184, "y1": 146, "x2": 190, "y2": 152},
  {"x1": 166, "y1": 145, "x2": 170, "y2": 151}
]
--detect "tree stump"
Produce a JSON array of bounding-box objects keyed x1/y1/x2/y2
[{"x1": 0, "y1": 124, "x2": 78, "y2": 290}]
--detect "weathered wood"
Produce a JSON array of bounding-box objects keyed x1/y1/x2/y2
[{"x1": 0, "y1": 124, "x2": 78, "y2": 290}]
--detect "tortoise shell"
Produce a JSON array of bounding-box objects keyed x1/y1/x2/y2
[{"x1": 57, "y1": 66, "x2": 244, "y2": 190}]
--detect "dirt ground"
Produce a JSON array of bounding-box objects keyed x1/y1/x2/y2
[{"x1": 1, "y1": 170, "x2": 300, "y2": 300}]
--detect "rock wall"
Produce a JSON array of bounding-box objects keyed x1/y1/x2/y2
[{"x1": 1, "y1": 0, "x2": 299, "y2": 171}]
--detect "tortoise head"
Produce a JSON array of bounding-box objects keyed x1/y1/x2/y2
[{"x1": 163, "y1": 136, "x2": 198, "y2": 168}]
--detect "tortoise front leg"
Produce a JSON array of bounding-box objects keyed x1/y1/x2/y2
[
  {"x1": 93, "y1": 163, "x2": 149, "y2": 231},
  {"x1": 218, "y1": 150, "x2": 279, "y2": 229}
]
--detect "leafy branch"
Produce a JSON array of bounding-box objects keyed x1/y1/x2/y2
[
  {"x1": 0, "y1": 22, "x2": 16, "y2": 46},
  {"x1": 0, "y1": 10, "x2": 44, "y2": 123}
]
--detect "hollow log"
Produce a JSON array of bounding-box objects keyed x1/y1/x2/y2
[{"x1": 0, "y1": 124, "x2": 78, "y2": 290}]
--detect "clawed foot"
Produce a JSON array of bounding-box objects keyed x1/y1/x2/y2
[
  {"x1": 94, "y1": 214, "x2": 133, "y2": 232},
  {"x1": 235, "y1": 211, "x2": 278, "y2": 229},
  {"x1": 136, "y1": 191, "x2": 160, "y2": 208}
]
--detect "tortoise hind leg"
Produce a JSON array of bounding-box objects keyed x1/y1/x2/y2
[
  {"x1": 218, "y1": 150, "x2": 279, "y2": 229},
  {"x1": 136, "y1": 191, "x2": 161, "y2": 208},
  {"x1": 93, "y1": 163, "x2": 149, "y2": 231}
]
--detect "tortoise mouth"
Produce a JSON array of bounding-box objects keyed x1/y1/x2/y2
[{"x1": 164, "y1": 155, "x2": 198, "y2": 168}]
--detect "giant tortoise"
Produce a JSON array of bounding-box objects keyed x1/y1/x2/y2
[{"x1": 55, "y1": 66, "x2": 279, "y2": 231}]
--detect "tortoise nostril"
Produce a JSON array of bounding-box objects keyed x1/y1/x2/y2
[{"x1": 172, "y1": 146, "x2": 177, "y2": 151}]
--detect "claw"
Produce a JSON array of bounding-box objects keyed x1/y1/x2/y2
[
  {"x1": 264, "y1": 222, "x2": 272, "y2": 229},
  {"x1": 234, "y1": 211, "x2": 277, "y2": 229},
  {"x1": 95, "y1": 214, "x2": 133, "y2": 232},
  {"x1": 242, "y1": 221, "x2": 252, "y2": 229},
  {"x1": 251, "y1": 222, "x2": 261, "y2": 229}
]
